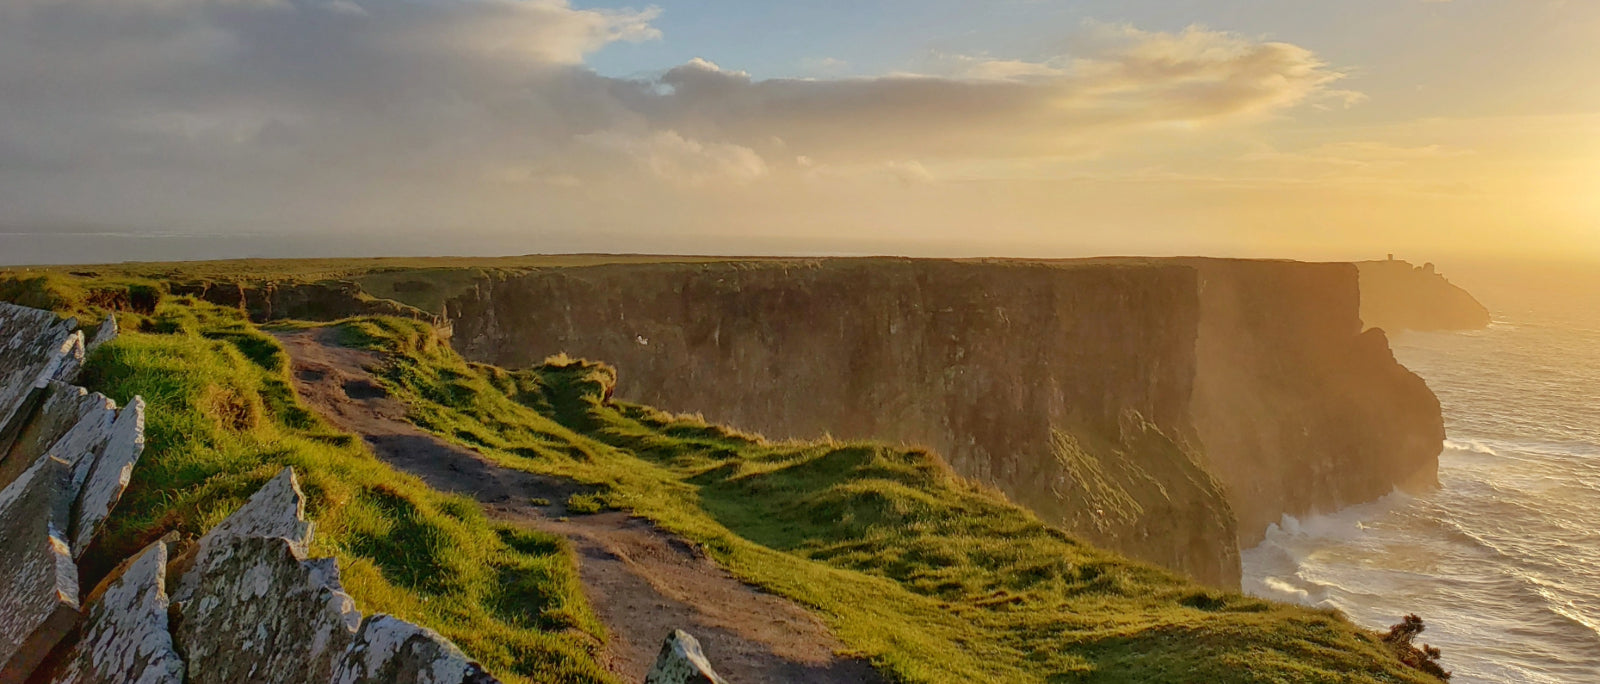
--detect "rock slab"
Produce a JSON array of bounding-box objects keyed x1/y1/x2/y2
[
  {"x1": 0, "y1": 302, "x2": 79, "y2": 446},
  {"x1": 171, "y1": 467, "x2": 314, "y2": 604},
  {"x1": 0, "y1": 456, "x2": 81, "y2": 684},
  {"x1": 47, "y1": 538, "x2": 184, "y2": 684},
  {"x1": 69, "y1": 397, "x2": 145, "y2": 555},
  {"x1": 0, "y1": 302, "x2": 141, "y2": 684},
  {"x1": 176, "y1": 535, "x2": 361, "y2": 684},
  {"x1": 333, "y1": 616, "x2": 496, "y2": 684},
  {"x1": 173, "y1": 467, "x2": 499, "y2": 684}
]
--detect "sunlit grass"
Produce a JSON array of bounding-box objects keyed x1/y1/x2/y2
[{"x1": 69, "y1": 300, "x2": 614, "y2": 684}]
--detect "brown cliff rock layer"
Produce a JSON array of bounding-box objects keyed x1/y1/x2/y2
[{"x1": 447, "y1": 258, "x2": 1444, "y2": 588}]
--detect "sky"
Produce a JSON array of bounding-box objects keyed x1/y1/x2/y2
[{"x1": 1, "y1": 0, "x2": 1597, "y2": 265}]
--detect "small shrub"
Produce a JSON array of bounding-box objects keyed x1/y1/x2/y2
[
  {"x1": 565, "y1": 493, "x2": 606, "y2": 515},
  {"x1": 1384, "y1": 614, "x2": 1452, "y2": 680}
]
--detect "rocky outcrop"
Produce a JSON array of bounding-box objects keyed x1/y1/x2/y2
[
  {"x1": 0, "y1": 303, "x2": 143, "y2": 684},
  {"x1": 69, "y1": 398, "x2": 144, "y2": 555},
  {"x1": 0, "y1": 454, "x2": 82, "y2": 684},
  {"x1": 166, "y1": 467, "x2": 495, "y2": 684},
  {"x1": 178, "y1": 535, "x2": 362, "y2": 684},
  {"x1": 645, "y1": 630, "x2": 727, "y2": 684},
  {"x1": 447, "y1": 258, "x2": 1445, "y2": 588},
  {"x1": 172, "y1": 471, "x2": 356, "y2": 684},
  {"x1": 13, "y1": 465, "x2": 499, "y2": 684},
  {"x1": 1357, "y1": 259, "x2": 1490, "y2": 332}
]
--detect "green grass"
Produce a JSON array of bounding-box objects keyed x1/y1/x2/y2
[
  {"x1": 57, "y1": 299, "x2": 615, "y2": 684},
  {"x1": 338, "y1": 315, "x2": 1445, "y2": 684}
]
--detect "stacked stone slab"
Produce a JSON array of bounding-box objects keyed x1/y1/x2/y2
[
  {"x1": 32, "y1": 466, "x2": 501, "y2": 684},
  {"x1": 163, "y1": 467, "x2": 496, "y2": 684},
  {"x1": 0, "y1": 303, "x2": 84, "y2": 446},
  {"x1": 0, "y1": 303, "x2": 144, "y2": 684},
  {"x1": 33, "y1": 470, "x2": 503, "y2": 684}
]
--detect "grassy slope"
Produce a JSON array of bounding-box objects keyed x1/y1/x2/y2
[
  {"x1": 38, "y1": 293, "x2": 616, "y2": 683},
  {"x1": 339, "y1": 315, "x2": 1441, "y2": 684}
]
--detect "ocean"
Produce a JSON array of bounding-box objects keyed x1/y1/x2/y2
[{"x1": 1242, "y1": 262, "x2": 1600, "y2": 683}]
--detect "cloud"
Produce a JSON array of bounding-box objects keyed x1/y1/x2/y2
[
  {"x1": 0, "y1": 4, "x2": 1353, "y2": 238},
  {"x1": 630, "y1": 24, "x2": 1352, "y2": 162},
  {"x1": 577, "y1": 129, "x2": 769, "y2": 187}
]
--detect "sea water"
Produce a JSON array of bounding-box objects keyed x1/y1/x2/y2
[{"x1": 1242, "y1": 264, "x2": 1600, "y2": 683}]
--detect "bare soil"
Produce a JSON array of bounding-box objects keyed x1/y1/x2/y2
[{"x1": 273, "y1": 328, "x2": 880, "y2": 683}]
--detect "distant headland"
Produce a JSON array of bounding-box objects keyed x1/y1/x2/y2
[{"x1": 1358, "y1": 257, "x2": 1492, "y2": 333}]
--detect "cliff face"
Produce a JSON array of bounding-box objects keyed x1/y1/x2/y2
[
  {"x1": 1190, "y1": 261, "x2": 1444, "y2": 545},
  {"x1": 1357, "y1": 260, "x2": 1491, "y2": 332},
  {"x1": 447, "y1": 258, "x2": 1444, "y2": 588}
]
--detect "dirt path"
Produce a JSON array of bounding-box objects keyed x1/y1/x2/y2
[{"x1": 274, "y1": 329, "x2": 879, "y2": 684}]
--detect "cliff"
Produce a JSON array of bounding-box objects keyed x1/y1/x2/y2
[
  {"x1": 445, "y1": 258, "x2": 1445, "y2": 588},
  {"x1": 1357, "y1": 259, "x2": 1491, "y2": 332}
]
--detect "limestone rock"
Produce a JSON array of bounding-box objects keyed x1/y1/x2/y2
[
  {"x1": 0, "y1": 303, "x2": 78, "y2": 446},
  {"x1": 69, "y1": 397, "x2": 146, "y2": 556},
  {"x1": 167, "y1": 467, "x2": 498, "y2": 684},
  {"x1": 47, "y1": 538, "x2": 184, "y2": 684},
  {"x1": 84, "y1": 316, "x2": 118, "y2": 356},
  {"x1": 333, "y1": 615, "x2": 496, "y2": 684},
  {"x1": 175, "y1": 535, "x2": 361, "y2": 684},
  {"x1": 171, "y1": 467, "x2": 313, "y2": 604},
  {"x1": 0, "y1": 383, "x2": 114, "y2": 495},
  {"x1": 48, "y1": 332, "x2": 86, "y2": 387},
  {"x1": 0, "y1": 456, "x2": 81, "y2": 684},
  {"x1": 645, "y1": 630, "x2": 727, "y2": 684}
]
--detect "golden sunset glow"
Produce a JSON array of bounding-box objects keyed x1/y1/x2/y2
[{"x1": 0, "y1": 0, "x2": 1596, "y2": 264}]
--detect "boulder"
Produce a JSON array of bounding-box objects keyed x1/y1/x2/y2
[
  {"x1": 333, "y1": 615, "x2": 496, "y2": 684},
  {"x1": 46, "y1": 538, "x2": 184, "y2": 684},
  {"x1": 645, "y1": 630, "x2": 727, "y2": 684},
  {"x1": 175, "y1": 535, "x2": 361, "y2": 684}
]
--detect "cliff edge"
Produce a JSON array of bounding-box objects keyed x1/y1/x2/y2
[
  {"x1": 1358, "y1": 259, "x2": 1491, "y2": 332},
  {"x1": 446, "y1": 257, "x2": 1446, "y2": 588}
]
